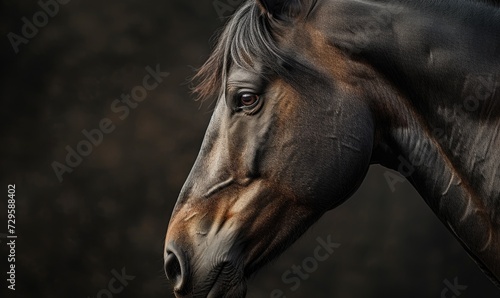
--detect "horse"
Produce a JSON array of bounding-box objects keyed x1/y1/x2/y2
[{"x1": 164, "y1": 0, "x2": 500, "y2": 296}]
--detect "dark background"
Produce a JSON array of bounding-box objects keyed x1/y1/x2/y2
[{"x1": 1, "y1": 0, "x2": 498, "y2": 297}]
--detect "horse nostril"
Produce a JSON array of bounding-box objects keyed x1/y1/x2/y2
[
  {"x1": 164, "y1": 252, "x2": 182, "y2": 281},
  {"x1": 164, "y1": 244, "x2": 189, "y2": 293}
]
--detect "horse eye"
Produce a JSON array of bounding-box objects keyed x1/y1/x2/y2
[{"x1": 238, "y1": 93, "x2": 260, "y2": 108}]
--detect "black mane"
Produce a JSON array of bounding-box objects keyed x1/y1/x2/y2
[{"x1": 193, "y1": 1, "x2": 286, "y2": 101}]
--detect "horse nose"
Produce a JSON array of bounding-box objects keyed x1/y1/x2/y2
[{"x1": 164, "y1": 243, "x2": 189, "y2": 293}]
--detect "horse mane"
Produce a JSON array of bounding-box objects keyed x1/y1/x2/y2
[
  {"x1": 192, "y1": 0, "x2": 499, "y2": 102},
  {"x1": 192, "y1": 1, "x2": 286, "y2": 102}
]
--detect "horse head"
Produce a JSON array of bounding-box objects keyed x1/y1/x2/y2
[{"x1": 164, "y1": 0, "x2": 377, "y2": 296}]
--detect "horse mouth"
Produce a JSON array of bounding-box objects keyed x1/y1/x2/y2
[
  {"x1": 193, "y1": 261, "x2": 246, "y2": 298},
  {"x1": 204, "y1": 263, "x2": 226, "y2": 298}
]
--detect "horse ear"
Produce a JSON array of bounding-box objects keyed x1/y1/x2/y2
[{"x1": 256, "y1": 0, "x2": 303, "y2": 20}]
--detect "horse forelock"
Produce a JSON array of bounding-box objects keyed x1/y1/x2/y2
[{"x1": 192, "y1": 1, "x2": 287, "y2": 102}]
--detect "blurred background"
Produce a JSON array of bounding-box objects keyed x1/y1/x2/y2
[{"x1": 0, "y1": 0, "x2": 498, "y2": 297}]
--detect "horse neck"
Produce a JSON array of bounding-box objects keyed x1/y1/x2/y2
[
  {"x1": 326, "y1": 0, "x2": 500, "y2": 281},
  {"x1": 377, "y1": 108, "x2": 500, "y2": 283}
]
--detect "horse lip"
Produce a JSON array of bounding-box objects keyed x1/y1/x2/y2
[{"x1": 205, "y1": 262, "x2": 228, "y2": 298}]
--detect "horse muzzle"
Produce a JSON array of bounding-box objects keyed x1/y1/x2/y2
[{"x1": 164, "y1": 238, "x2": 247, "y2": 298}]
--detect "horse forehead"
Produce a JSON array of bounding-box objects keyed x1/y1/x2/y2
[{"x1": 227, "y1": 65, "x2": 262, "y2": 85}]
